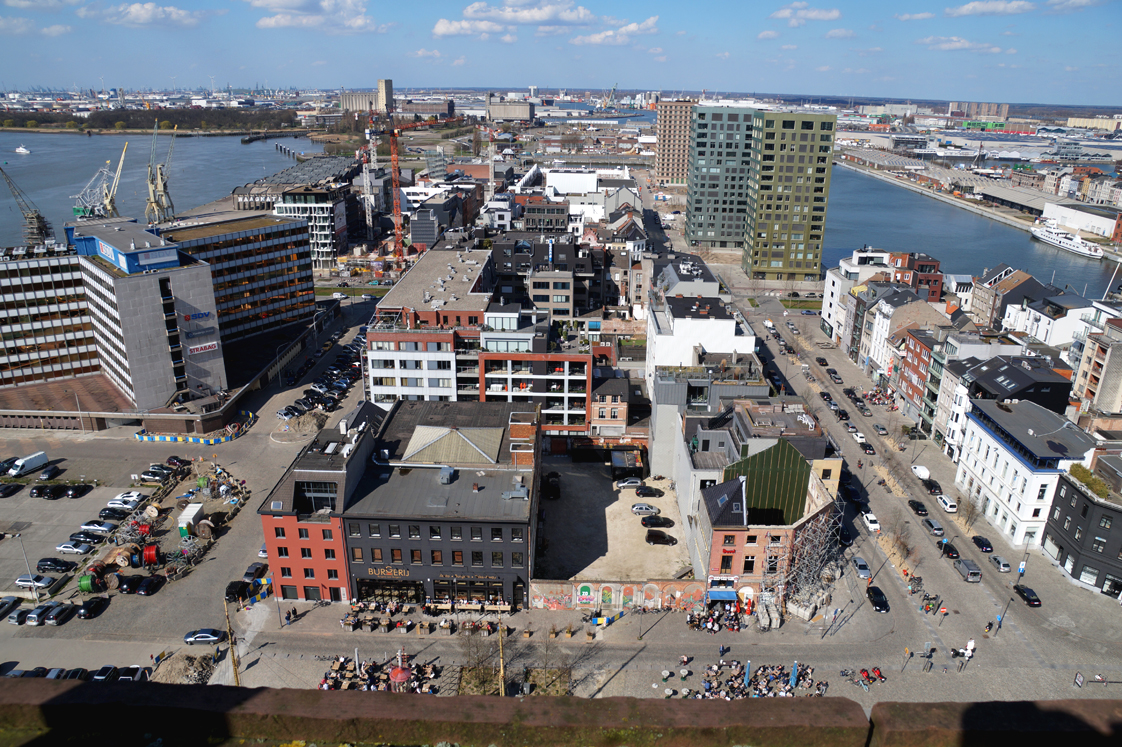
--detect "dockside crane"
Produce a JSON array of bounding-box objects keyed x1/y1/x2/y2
[
  {"x1": 0, "y1": 166, "x2": 53, "y2": 246},
  {"x1": 145, "y1": 120, "x2": 176, "y2": 224},
  {"x1": 72, "y1": 141, "x2": 128, "y2": 220}
]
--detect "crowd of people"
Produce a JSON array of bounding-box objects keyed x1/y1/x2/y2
[
  {"x1": 687, "y1": 602, "x2": 745, "y2": 634},
  {"x1": 316, "y1": 654, "x2": 441, "y2": 694},
  {"x1": 678, "y1": 658, "x2": 828, "y2": 699}
]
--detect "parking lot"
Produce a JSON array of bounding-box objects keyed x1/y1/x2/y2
[{"x1": 536, "y1": 462, "x2": 690, "y2": 582}]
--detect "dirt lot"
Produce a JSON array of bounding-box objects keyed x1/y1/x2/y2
[{"x1": 536, "y1": 460, "x2": 690, "y2": 582}]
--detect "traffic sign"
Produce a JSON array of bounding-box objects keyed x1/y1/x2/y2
[{"x1": 1018, "y1": 561, "x2": 1026, "y2": 574}]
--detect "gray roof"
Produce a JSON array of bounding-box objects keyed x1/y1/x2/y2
[
  {"x1": 967, "y1": 355, "x2": 1071, "y2": 393},
  {"x1": 700, "y1": 477, "x2": 745, "y2": 527},
  {"x1": 69, "y1": 218, "x2": 176, "y2": 254},
  {"x1": 969, "y1": 399, "x2": 1095, "y2": 460},
  {"x1": 665, "y1": 296, "x2": 733, "y2": 320},
  {"x1": 254, "y1": 156, "x2": 359, "y2": 186}
]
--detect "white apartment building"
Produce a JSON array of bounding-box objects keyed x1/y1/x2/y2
[
  {"x1": 1000, "y1": 293, "x2": 1093, "y2": 349},
  {"x1": 954, "y1": 399, "x2": 1095, "y2": 548},
  {"x1": 820, "y1": 247, "x2": 892, "y2": 343},
  {"x1": 645, "y1": 295, "x2": 755, "y2": 393}
]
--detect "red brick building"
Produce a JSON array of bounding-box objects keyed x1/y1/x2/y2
[{"x1": 889, "y1": 252, "x2": 943, "y2": 302}]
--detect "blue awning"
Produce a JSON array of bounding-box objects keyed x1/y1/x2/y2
[{"x1": 707, "y1": 590, "x2": 737, "y2": 601}]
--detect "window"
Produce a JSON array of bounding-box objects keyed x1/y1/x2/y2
[
  {"x1": 408, "y1": 525, "x2": 420, "y2": 539},
  {"x1": 767, "y1": 556, "x2": 779, "y2": 573},
  {"x1": 599, "y1": 408, "x2": 606, "y2": 419},
  {"x1": 298, "y1": 528, "x2": 309, "y2": 540},
  {"x1": 275, "y1": 527, "x2": 286, "y2": 539},
  {"x1": 720, "y1": 556, "x2": 733, "y2": 573},
  {"x1": 303, "y1": 568, "x2": 315, "y2": 579},
  {"x1": 281, "y1": 567, "x2": 292, "y2": 578},
  {"x1": 552, "y1": 295, "x2": 569, "y2": 304},
  {"x1": 471, "y1": 551, "x2": 484, "y2": 567},
  {"x1": 769, "y1": 535, "x2": 782, "y2": 545},
  {"x1": 512, "y1": 527, "x2": 524, "y2": 542},
  {"x1": 491, "y1": 528, "x2": 504, "y2": 542},
  {"x1": 471, "y1": 527, "x2": 483, "y2": 541},
  {"x1": 1081, "y1": 504, "x2": 1089, "y2": 519},
  {"x1": 322, "y1": 529, "x2": 333, "y2": 541},
  {"x1": 512, "y1": 551, "x2": 524, "y2": 567},
  {"x1": 723, "y1": 535, "x2": 736, "y2": 546},
  {"x1": 451, "y1": 526, "x2": 463, "y2": 541},
  {"x1": 1075, "y1": 527, "x2": 1083, "y2": 541},
  {"x1": 1092, "y1": 537, "x2": 1107, "y2": 553},
  {"x1": 743, "y1": 556, "x2": 755, "y2": 573},
  {"x1": 492, "y1": 551, "x2": 504, "y2": 567},
  {"x1": 1100, "y1": 515, "x2": 1113, "y2": 530},
  {"x1": 1064, "y1": 516, "x2": 1071, "y2": 530},
  {"x1": 391, "y1": 549, "x2": 402, "y2": 564},
  {"x1": 411, "y1": 549, "x2": 422, "y2": 565},
  {"x1": 300, "y1": 548, "x2": 312, "y2": 559},
  {"x1": 746, "y1": 535, "x2": 758, "y2": 545},
  {"x1": 348, "y1": 523, "x2": 360, "y2": 537},
  {"x1": 324, "y1": 548, "x2": 335, "y2": 560},
  {"x1": 432, "y1": 550, "x2": 443, "y2": 565},
  {"x1": 389, "y1": 524, "x2": 401, "y2": 538},
  {"x1": 372, "y1": 548, "x2": 383, "y2": 563},
  {"x1": 1054, "y1": 507, "x2": 1061, "y2": 520},
  {"x1": 368, "y1": 523, "x2": 381, "y2": 537},
  {"x1": 327, "y1": 569, "x2": 338, "y2": 580},
  {"x1": 453, "y1": 550, "x2": 464, "y2": 566},
  {"x1": 277, "y1": 546, "x2": 289, "y2": 558},
  {"x1": 430, "y1": 525, "x2": 442, "y2": 540},
  {"x1": 822, "y1": 468, "x2": 832, "y2": 480},
  {"x1": 610, "y1": 408, "x2": 618, "y2": 419},
  {"x1": 351, "y1": 547, "x2": 363, "y2": 562}
]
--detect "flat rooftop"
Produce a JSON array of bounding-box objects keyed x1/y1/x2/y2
[
  {"x1": 158, "y1": 197, "x2": 301, "y2": 243},
  {"x1": 970, "y1": 399, "x2": 1096, "y2": 459},
  {"x1": 253, "y1": 156, "x2": 359, "y2": 186},
  {"x1": 68, "y1": 218, "x2": 174, "y2": 253},
  {"x1": 376, "y1": 244, "x2": 494, "y2": 314},
  {"x1": 0, "y1": 372, "x2": 134, "y2": 414},
  {"x1": 665, "y1": 296, "x2": 734, "y2": 320},
  {"x1": 343, "y1": 401, "x2": 536, "y2": 523}
]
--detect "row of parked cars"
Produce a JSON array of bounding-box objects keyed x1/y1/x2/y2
[
  {"x1": 278, "y1": 338, "x2": 363, "y2": 421},
  {"x1": 5, "y1": 665, "x2": 151, "y2": 682},
  {"x1": 2, "y1": 594, "x2": 107, "y2": 627}
]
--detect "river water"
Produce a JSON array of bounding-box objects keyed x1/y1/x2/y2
[
  {"x1": 2, "y1": 130, "x2": 1115, "y2": 297},
  {"x1": 0, "y1": 130, "x2": 322, "y2": 247}
]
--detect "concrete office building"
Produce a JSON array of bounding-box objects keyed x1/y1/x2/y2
[
  {"x1": 655, "y1": 100, "x2": 693, "y2": 186},
  {"x1": 685, "y1": 103, "x2": 836, "y2": 282},
  {"x1": 68, "y1": 220, "x2": 226, "y2": 411},
  {"x1": 273, "y1": 183, "x2": 351, "y2": 270},
  {"x1": 487, "y1": 95, "x2": 534, "y2": 122},
  {"x1": 338, "y1": 80, "x2": 393, "y2": 114}
]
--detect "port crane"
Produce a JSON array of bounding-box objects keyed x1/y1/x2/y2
[
  {"x1": 72, "y1": 142, "x2": 128, "y2": 220},
  {"x1": 145, "y1": 120, "x2": 176, "y2": 224},
  {"x1": 0, "y1": 165, "x2": 53, "y2": 246},
  {"x1": 600, "y1": 83, "x2": 618, "y2": 111}
]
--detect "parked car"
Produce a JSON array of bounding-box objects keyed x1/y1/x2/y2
[
  {"x1": 641, "y1": 515, "x2": 674, "y2": 528},
  {"x1": 242, "y1": 563, "x2": 267, "y2": 584},
  {"x1": 616, "y1": 478, "x2": 644, "y2": 489},
  {"x1": 1014, "y1": 584, "x2": 1042, "y2": 607},
  {"x1": 166, "y1": 456, "x2": 190, "y2": 468},
  {"x1": 275, "y1": 410, "x2": 295, "y2": 422},
  {"x1": 635, "y1": 486, "x2": 663, "y2": 498},
  {"x1": 907, "y1": 500, "x2": 929, "y2": 517},
  {"x1": 937, "y1": 541, "x2": 960, "y2": 559},
  {"x1": 819, "y1": 392, "x2": 832, "y2": 401},
  {"x1": 971, "y1": 536, "x2": 993, "y2": 553},
  {"x1": 922, "y1": 479, "x2": 942, "y2": 495},
  {"x1": 922, "y1": 518, "x2": 945, "y2": 537},
  {"x1": 44, "y1": 604, "x2": 77, "y2": 626},
  {"x1": 29, "y1": 485, "x2": 63, "y2": 499},
  {"x1": 20, "y1": 667, "x2": 48, "y2": 678},
  {"x1": 146, "y1": 464, "x2": 174, "y2": 476},
  {"x1": 79, "y1": 520, "x2": 117, "y2": 534},
  {"x1": 36, "y1": 558, "x2": 74, "y2": 574},
  {"x1": 63, "y1": 484, "x2": 90, "y2": 499},
  {"x1": 873, "y1": 424, "x2": 888, "y2": 436},
  {"x1": 866, "y1": 586, "x2": 890, "y2": 613},
  {"x1": 184, "y1": 628, "x2": 227, "y2": 645},
  {"x1": 862, "y1": 444, "x2": 876, "y2": 455},
  {"x1": 15, "y1": 575, "x2": 54, "y2": 590},
  {"x1": 225, "y1": 580, "x2": 249, "y2": 603},
  {"x1": 55, "y1": 542, "x2": 92, "y2": 555},
  {"x1": 836, "y1": 525, "x2": 854, "y2": 547},
  {"x1": 258, "y1": 543, "x2": 269, "y2": 559},
  {"x1": 140, "y1": 470, "x2": 169, "y2": 483},
  {"x1": 77, "y1": 597, "x2": 108, "y2": 619},
  {"x1": 119, "y1": 666, "x2": 151, "y2": 682},
  {"x1": 107, "y1": 492, "x2": 145, "y2": 510},
  {"x1": 990, "y1": 555, "x2": 1011, "y2": 573},
  {"x1": 25, "y1": 601, "x2": 60, "y2": 625},
  {"x1": 0, "y1": 483, "x2": 22, "y2": 498},
  {"x1": 136, "y1": 575, "x2": 164, "y2": 596},
  {"x1": 861, "y1": 513, "x2": 881, "y2": 533},
  {"x1": 852, "y1": 556, "x2": 872, "y2": 579},
  {"x1": 117, "y1": 575, "x2": 144, "y2": 594},
  {"x1": 69, "y1": 531, "x2": 105, "y2": 545},
  {"x1": 63, "y1": 668, "x2": 90, "y2": 680},
  {"x1": 815, "y1": 358, "x2": 828, "y2": 366},
  {"x1": 630, "y1": 503, "x2": 660, "y2": 516},
  {"x1": 99, "y1": 507, "x2": 131, "y2": 521},
  {"x1": 91, "y1": 666, "x2": 119, "y2": 682},
  {"x1": 645, "y1": 530, "x2": 678, "y2": 546},
  {"x1": 38, "y1": 465, "x2": 61, "y2": 481},
  {"x1": 0, "y1": 596, "x2": 20, "y2": 620}
]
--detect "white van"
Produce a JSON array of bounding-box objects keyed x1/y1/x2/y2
[
  {"x1": 8, "y1": 451, "x2": 48, "y2": 477},
  {"x1": 937, "y1": 494, "x2": 958, "y2": 513}
]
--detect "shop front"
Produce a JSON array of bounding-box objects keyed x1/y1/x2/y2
[{"x1": 351, "y1": 566, "x2": 526, "y2": 609}]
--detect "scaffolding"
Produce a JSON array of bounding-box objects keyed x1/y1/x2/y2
[{"x1": 768, "y1": 496, "x2": 845, "y2": 625}]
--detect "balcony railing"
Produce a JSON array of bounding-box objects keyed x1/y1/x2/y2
[{"x1": 1081, "y1": 313, "x2": 1106, "y2": 331}]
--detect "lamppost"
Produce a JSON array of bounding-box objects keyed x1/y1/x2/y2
[
  {"x1": 13, "y1": 534, "x2": 39, "y2": 604},
  {"x1": 273, "y1": 343, "x2": 290, "y2": 389}
]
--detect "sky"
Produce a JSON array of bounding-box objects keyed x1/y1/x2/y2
[{"x1": 0, "y1": 0, "x2": 1118, "y2": 106}]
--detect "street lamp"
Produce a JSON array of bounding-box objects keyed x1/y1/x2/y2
[
  {"x1": 13, "y1": 534, "x2": 39, "y2": 604},
  {"x1": 273, "y1": 343, "x2": 290, "y2": 389}
]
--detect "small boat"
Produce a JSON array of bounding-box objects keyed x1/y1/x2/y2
[
  {"x1": 1030, "y1": 220, "x2": 1103, "y2": 259},
  {"x1": 14, "y1": 145, "x2": 30, "y2": 154}
]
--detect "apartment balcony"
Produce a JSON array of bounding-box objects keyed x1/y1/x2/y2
[
  {"x1": 455, "y1": 348, "x2": 480, "y2": 359},
  {"x1": 567, "y1": 383, "x2": 587, "y2": 394},
  {"x1": 456, "y1": 384, "x2": 480, "y2": 395},
  {"x1": 1081, "y1": 314, "x2": 1106, "y2": 331},
  {"x1": 456, "y1": 364, "x2": 479, "y2": 376}
]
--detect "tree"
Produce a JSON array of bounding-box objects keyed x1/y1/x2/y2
[
  {"x1": 958, "y1": 494, "x2": 983, "y2": 532},
  {"x1": 471, "y1": 129, "x2": 481, "y2": 157},
  {"x1": 199, "y1": 120, "x2": 208, "y2": 130},
  {"x1": 159, "y1": 120, "x2": 173, "y2": 130},
  {"x1": 65, "y1": 121, "x2": 78, "y2": 129},
  {"x1": 114, "y1": 121, "x2": 126, "y2": 130},
  {"x1": 25, "y1": 120, "x2": 37, "y2": 128},
  {"x1": 3, "y1": 120, "x2": 14, "y2": 128}
]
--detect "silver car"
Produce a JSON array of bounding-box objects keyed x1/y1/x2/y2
[
  {"x1": 852, "y1": 556, "x2": 872, "y2": 579},
  {"x1": 631, "y1": 502, "x2": 660, "y2": 516},
  {"x1": 990, "y1": 555, "x2": 1011, "y2": 573}
]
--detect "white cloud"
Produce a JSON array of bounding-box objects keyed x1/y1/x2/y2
[
  {"x1": 1046, "y1": 0, "x2": 1100, "y2": 9},
  {"x1": 452, "y1": 55, "x2": 466, "y2": 66},
  {"x1": 945, "y1": 1, "x2": 1035, "y2": 17},
  {"x1": 715, "y1": 51, "x2": 730, "y2": 59},
  {"x1": 770, "y1": 2, "x2": 841, "y2": 28},
  {"x1": 894, "y1": 12, "x2": 935, "y2": 20},
  {"x1": 4, "y1": 0, "x2": 80, "y2": 8},
  {"x1": 1064, "y1": 65, "x2": 1078, "y2": 71},
  {"x1": 569, "y1": 15, "x2": 657, "y2": 45},
  {"x1": 653, "y1": 55, "x2": 666, "y2": 62},
  {"x1": 433, "y1": 18, "x2": 505, "y2": 36},
  {"x1": 39, "y1": 23, "x2": 70, "y2": 35},
  {"x1": 535, "y1": 25, "x2": 566, "y2": 35},
  {"x1": 780, "y1": 43, "x2": 797, "y2": 49},
  {"x1": 1005, "y1": 47, "x2": 1016, "y2": 53},
  {"x1": 87, "y1": 3, "x2": 214, "y2": 27},
  {"x1": 0, "y1": 16, "x2": 33, "y2": 33},
  {"x1": 916, "y1": 35, "x2": 1003, "y2": 52},
  {"x1": 825, "y1": 27, "x2": 854, "y2": 38},
  {"x1": 500, "y1": 32, "x2": 516, "y2": 42},
  {"x1": 857, "y1": 46, "x2": 882, "y2": 55},
  {"x1": 675, "y1": 29, "x2": 685, "y2": 35},
  {"x1": 246, "y1": 0, "x2": 390, "y2": 33},
  {"x1": 758, "y1": 30, "x2": 779, "y2": 39},
  {"x1": 816, "y1": 65, "x2": 831, "y2": 71},
  {"x1": 411, "y1": 48, "x2": 441, "y2": 57},
  {"x1": 647, "y1": 46, "x2": 662, "y2": 53},
  {"x1": 842, "y1": 67, "x2": 870, "y2": 73},
  {"x1": 463, "y1": 1, "x2": 598, "y2": 26},
  {"x1": 311, "y1": 59, "x2": 326, "y2": 65},
  {"x1": 1001, "y1": 29, "x2": 1018, "y2": 34}
]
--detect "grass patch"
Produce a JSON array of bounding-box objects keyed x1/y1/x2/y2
[
  {"x1": 745, "y1": 297, "x2": 760, "y2": 307},
  {"x1": 780, "y1": 299, "x2": 822, "y2": 309}
]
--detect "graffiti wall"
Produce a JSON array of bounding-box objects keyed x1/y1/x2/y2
[{"x1": 529, "y1": 579, "x2": 709, "y2": 611}]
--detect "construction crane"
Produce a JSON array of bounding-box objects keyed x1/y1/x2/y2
[
  {"x1": 372, "y1": 116, "x2": 463, "y2": 258},
  {"x1": 72, "y1": 142, "x2": 128, "y2": 220},
  {"x1": 0, "y1": 166, "x2": 53, "y2": 246},
  {"x1": 601, "y1": 83, "x2": 618, "y2": 111},
  {"x1": 360, "y1": 107, "x2": 382, "y2": 241},
  {"x1": 145, "y1": 120, "x2": 176, "y2": 224}
]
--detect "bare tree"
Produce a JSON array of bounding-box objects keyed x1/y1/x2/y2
[
  {"x1": 886, "y1": 519, "x2": 914, "y2": 566},
  {"x1": 458, "y1": 626, "x2": 497, "y2": 669},
  {"x1": 958, "y1": 494, "x2": 983, "y2": 532}
]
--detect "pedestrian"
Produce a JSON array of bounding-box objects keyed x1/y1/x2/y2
[
  {"x1": 285, "y1": 611, "x2": 291, "y2": 627},
  {"x1": 291, "y1": 606, "x2": 297, "y2": 622}
]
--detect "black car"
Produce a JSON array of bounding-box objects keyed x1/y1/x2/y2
[
  {"x1": 907, "y1": 500, "x2": 929, "y2": 517},
  {"x1": 63, "y1": 668, "x2": 90, "y2": 680},
  {"x1": 21, "y1": 667, "x2": 48, "y2": 678},
  {"x1": 816, "y1": 357, "x2": 828, "y2": 366},
  {"x1": 225, "y1": 580, "x2": 250, "y2": 603},
  {"x1": 641, "y1": 515, "x2": 674, "y2": 528},
  {"x1": 862, "y1": 444, "x2": 876, "y2": 455},
  {"x1": 645, "y1": 530, "x2": 678, "y2": 546},
  {"x1": 836, "y1": 410, "x2": 850, "y2": 421},
  {"x1": 76, "y1": 597, "x2": 108, "y2": 619},
  {"x1": 543, "y1": 472, "x2": 561, "y2": 501},
  {"x1": 635, "y1": 486, "x2": 664, "y2": 498},
  {"x1": 971, "y1": 535, "x2": 993, "y2": 553},
  {"x1": 38, "y1": 465, "x2": 61, "y2": 481},
  {"x1": 36, "y1": 558, "x2": 74, "y2": 574},
  {"x1": 166, "y1": 456, "x2": 190, "y2": 468},
  {"x1": 922, "y1": 479, "x2": 942, "y2": 495},
  {"x1": 117, "y1": 575, "x2": 144, "y2": 594},
  {"x1": 64, "y1": 484, "x2": 90, "y2": 499},
  {"x1": 99, "y1": 507, "x2": 131, "y2": 521},
  {"x1": 30, "y1": 485, "x2": 63, "y2": 500},
  {"x1": 92, "y1": 666, "x2": 119, "y2": 682},
  {"x1": 0, "y1": 483, "x2": 22, "y2": 498},
  {"x1": 137, "y1": 575, "x2": 164, "y2": 596},
  {"x1": 836, "y1": 525, "x2": 854, "y2": 547},
  {"x1": 1014, "y1": 584, "x2": 1041, "y2": 607},
  {"x1": 819, "y1": 391, "x2": 832, "y2": 401},
  {"x1": 937, "y1": 541, "x2": 960, "y2": 559},
  {"x1": 866, "y1": 586, "x2": 889, "y2": 613},
  {"x1": 69, "y1": 531, "x2": 104, "y2": 545}
]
